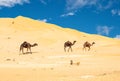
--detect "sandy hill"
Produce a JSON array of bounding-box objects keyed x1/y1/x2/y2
[
  {"x1": 0, "y1": 16, "x2": 120, "y2": 81},
  {"x1": 0, "y1": 16, "x2": 120, "y2": 55}
]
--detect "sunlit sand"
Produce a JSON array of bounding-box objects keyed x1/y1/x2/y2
[{"x1": 0, "y1": 16, "x2": 120, "y2": 81}]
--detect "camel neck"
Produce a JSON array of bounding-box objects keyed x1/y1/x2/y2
[{"x1": 72, "y1": 41, "x2": 76, "y2": 45}]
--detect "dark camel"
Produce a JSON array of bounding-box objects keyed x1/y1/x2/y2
[
  {"x1": 64, "y1": 41, "x2": 76, "y2": 52},
  {"x1": 83, "y1": 41, "x2": 95, "y2": 51},
  {"x1": 20, "y1": 41, "x2": 38, "y2": 54}
]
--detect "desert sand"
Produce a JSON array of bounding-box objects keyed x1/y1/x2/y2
[{"x1": 0, "y1": 16, "x2": 120, "y2": 81}]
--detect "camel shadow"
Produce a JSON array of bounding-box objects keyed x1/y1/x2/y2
[{"x1": 19, "y1": 51, "x2": 38, "y2": 55}]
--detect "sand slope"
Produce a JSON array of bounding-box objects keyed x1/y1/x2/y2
[{"x1": 0, "y1": 16, "x2": 120, "y2": 81}]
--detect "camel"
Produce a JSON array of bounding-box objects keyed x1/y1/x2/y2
[
  {"x1": 19, "y1": 41, "x2": 38, "y2": 54},
  {"x1": 64, "y1": 40, "x2": 76, "y2": 52},
  {"x1": 83, "y1": 41, "x2": 95, "y2": 51}
]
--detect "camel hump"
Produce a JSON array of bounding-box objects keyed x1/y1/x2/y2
[
  {"x1": 84, "y1": 41, "x2": 88, "y2": 44},
  {"x1": 67, "y1": 40, "x2": 70, "y2": 42},
  {"x1": 67, "y1": 41, "x2": 71, "y2": 44},
  {"x1": 23, "y1": 41, "x2": 27, "y2": 43},
  {"x1": 22, "y1": 41, "x2": 28, "y2": 47}
]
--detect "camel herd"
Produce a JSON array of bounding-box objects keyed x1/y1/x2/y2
[
  {"x1": 64, "y1": 41, "x2": 95, "y2": 52},
  {"x1": 19, "y1": 41, "x2": 95, "y2": 54}
]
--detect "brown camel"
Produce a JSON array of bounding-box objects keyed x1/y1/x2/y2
[
  {"x1": 64, "y1": 40, "x2": 76, "y2": 52},
  {"x1": 19, "y1": 41, "x2": 38, "y2": 54},
  {"x1": 83, "y1": 41, "x2": 95, "y2": 51}
]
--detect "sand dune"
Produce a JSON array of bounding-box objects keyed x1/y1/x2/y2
[{"x1": 0, "y1": 16, "x2": 120, "y2": 81}]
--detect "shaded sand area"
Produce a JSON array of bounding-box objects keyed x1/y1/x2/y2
[{"x1": 0, "y1": 16, "x2": 120, "y2": 81}]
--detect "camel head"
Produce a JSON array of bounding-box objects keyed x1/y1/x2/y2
[
  {"x1": 72, "y1": 41, "x2": 76, "y2": 45},
  {"x1": 92, "y1": 42, "x2": 95, "y2": 45}
]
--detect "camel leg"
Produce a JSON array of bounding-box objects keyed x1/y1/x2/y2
[
  {"x1": 68, "y1": 47, "x2": 72, "y2": 52},
  {"x1": 83, "y1": 47, "x2": 84, "y2": 51},
  {"x1": 20, "y1": 47, "x2": 24, "y2": 54},
  {"x1": 70, "y1": 47, "x2": 72, "y2": 52},
  {"x1": 68, "y1": 47, "x2": 71, "y2": 52},
  {"x1": 83, "y1": 46, "x2": 86, "y2": 51},
  {"x1": 22, "y1": 48, "x2": 25, "y2": 54},
  {"x1": 83, "y1": 47, "x2": 86, "y2": 51},
  {"x1": 85, "y1": 47, "x2": 87, "y2": 51},
  {"x1": 27, "y1": 48, "x2": 29, "y2": 52},
  {"x1": 68, "y1": 47, "x2": 69, "y2": 52},
  {"x1": 64, "y1": 47, "x2": 66, "y2": 52},
  {"x1": 29, "y1": 47, "x2": 32, "y2": 54},
  {"x1": 88, "y1": 47, "x2": 90, "y2": 51}
]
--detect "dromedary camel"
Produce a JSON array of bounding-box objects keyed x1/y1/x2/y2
[
  {"x1": 83, "y1": 41, "x2": 95, "y2": 51},
  {"x1": 19, "y1": 41, "x2": 38, "y2": 54},
  {"x1": 64, "y1": 41, "x2": 76, "y2": 52}
]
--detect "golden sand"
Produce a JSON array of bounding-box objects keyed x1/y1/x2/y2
[{"x1": 0, "y1": 16, "x2": 120, "y2": 81}]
